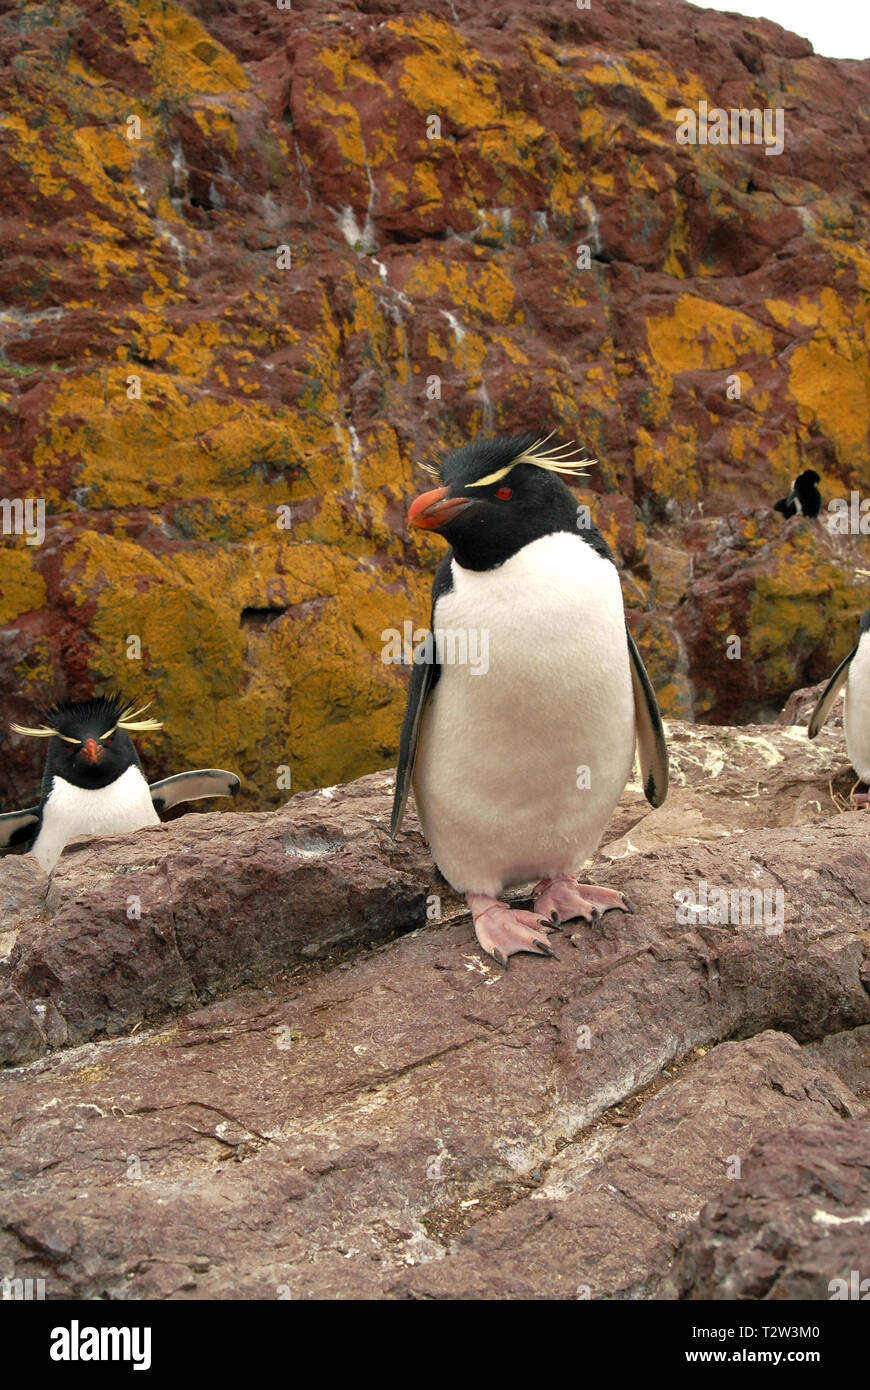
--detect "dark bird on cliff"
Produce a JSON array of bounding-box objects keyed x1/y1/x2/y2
[
  {"x1": 0, "y1": 693, "x2": 241, "y2": 874},
  {"x1": 808, "y1": 605, "x2": 870, "y2": 806},
  {"x1": 390, "y1": 431, "x2": 669, "y2": 966},
  {"x1": 773, "y1": 469, "x2": 821, "y2": 519}
]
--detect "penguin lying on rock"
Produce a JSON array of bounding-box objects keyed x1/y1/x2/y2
[
  {"x1": 773, "y1": 469, "x2": 821, "y2": 519},
  {"x1": 391, "y1": 432, "x2": 669, "y2": 965},
  {"x1": 808, "y1": 605, "x2": 870, "y2": 806},
  {"x1": 0, "y1": 693, "x2": 241, "y2": 874}
]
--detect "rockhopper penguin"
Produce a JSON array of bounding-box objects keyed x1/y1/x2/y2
[
  {"x1": 808, "y1": 605, "x2": 870, "y2": 806},
  {"x1": 773, "y1": 469, "x2": 821, "y2": 519},
  {"x1": 391, "y1": 432, "x2": 669, "y2": 965},
  {"x1": 0, "y1": 694, "x2": 241, "y2": 874}
]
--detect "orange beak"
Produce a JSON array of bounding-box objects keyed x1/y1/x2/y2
[
  {"x1": 408, "y1": 485, "x2": 471, "y2": 530},
  {"x1": 82, "y1": 738, "x2": 103, "y2": 764}
]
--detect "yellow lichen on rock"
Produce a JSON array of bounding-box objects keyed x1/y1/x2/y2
[
  {"x1": 787, "y1": 342, "x2": 870, "y2": 466},
  {"x1": 57, "y1": 527, "x2": 433, "y2": 799},
  {"x1": 404, "y1": 256, "x2": 521, "y2": 324},
  {"x1": 0, "y1": 549, "x2": 47, "y2": 625},
  {"x1": 647, "y1": 295, "x2": 774, "y2": 374},
  {"x1": 124, "y1": 0, "x2": 249, "y2": 97},
  {"x1": 732, "y1": 527, "x2": 868, "y2": 693},
  {"x1": 634, "y1": 424, "x2": 702, "y2": 502}
]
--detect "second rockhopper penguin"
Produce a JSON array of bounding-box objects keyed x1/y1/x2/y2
[{"x1": 1, "y1": 694, "x2": 241, "y2": 874}]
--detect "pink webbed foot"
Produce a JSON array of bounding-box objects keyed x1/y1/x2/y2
[
  {"x1": 467, "y1": 892, "x2": 558, "y2": 967},
  {"x1": 533, "y1": 876, "x2": 633, "y2": 927}
]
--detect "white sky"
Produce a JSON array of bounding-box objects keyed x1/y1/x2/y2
[{"x1": 695, "y1": 1, "x2": 870, "y2": 60}]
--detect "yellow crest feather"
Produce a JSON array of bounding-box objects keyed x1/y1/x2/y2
[
  {"x1": 115, "y1": 702, "x2": 163, "y2": 734},
  {"x1": 12, "y1": 700, "x2": 164, "y2": 741},
  {"x1": 467, "y1": 431, "x2": 597, "y2": 487}
]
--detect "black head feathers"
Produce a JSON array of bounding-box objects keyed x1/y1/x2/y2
[
  {"x1": 424, "y1": 430, "x2": 596, "y2": 492},
  {"x1": 11, "y1": 693, "x2": 163, "y2": 743},
  {"x1": 410, "y1": 430, "x2": 608, "y2": 572}
]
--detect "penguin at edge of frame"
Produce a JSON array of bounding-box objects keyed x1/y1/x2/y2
[
  {"x1": 0, "y1": 693, "x2": 241, "y2": 875},
  {"x1": 808, "y1": 605, "x2": 870, "y2": 807}
]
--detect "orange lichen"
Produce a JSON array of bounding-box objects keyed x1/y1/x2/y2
[
  {"x1": 0, "y1": 550, "x2": 48, "y2": 624},
  {"x1": 647, "y1": 296, "x2": 774, "y2": 373}
]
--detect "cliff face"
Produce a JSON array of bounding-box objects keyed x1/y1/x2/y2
[{"x1": 1, "y1": 0, "x2": 869, "y2": 804}]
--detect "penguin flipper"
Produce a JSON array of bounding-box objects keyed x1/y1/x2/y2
[
  {"x1": 390, "y1": 656, "x2": 434, "y2": 838},
  {"x1": 390, "y1": 553, "x2": 454, "y2": 838},
  {"x1": 149, "y1": 770, "x2": 241, "y2": 814},
  {"x1": 626, "y1": 626, "x2": 669, "y2": 808},
  {"x1": 808, "y1": 648, "x2": 855, "y2": 738},
  {"x1": 0, "y1": 805, "x2": 40, "y2": 852}
]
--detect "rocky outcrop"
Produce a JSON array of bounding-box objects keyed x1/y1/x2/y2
[
  {"x1": 0, "y1": 715, "x2": 864, "y2": 1066},
  {"x1": 807, "y1": 1023, "x2": 870, "y2": 1099},
  {"x1": 397, "y1": 1034, "x2": 865, "y2": 1301},
  {"x1": 2, "y1": 0, "x2": 870, "y2": 804},
  {"x1": 671, "y1": 515, "x2": 869, "y2": 723},
  {"x1": 0, "y1": 772, "x2": 431, "y2": 1064},
  {"x1": 2, "y1": 1009, "x2": 865, "y2": 1300},
  {"x1": 601, "y1": 714, "x2": 855, "y2": 856},
  {"x1": 671, "y1": 1118, "x2": 870, "y2": 1300},
  {"x1": 1, "y1": 713, "x2": 869, "y2": 1299}
]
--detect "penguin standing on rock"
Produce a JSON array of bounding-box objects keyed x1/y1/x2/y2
[
  {"x1": 808, "y1": 605, "x2": 870, "y2": 806},
  {"x1": 773, "y1": 469, "x2": 821, "y2": 519},
  {"x1": 0, "y1": 694, "x2": 241, "y2": 874},
  {"x1": 391, "y1": 432, "x2": 669, "y2": 965}
]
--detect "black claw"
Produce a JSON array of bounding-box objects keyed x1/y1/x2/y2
[
  {"x1": 535, "y1": 940, "x2": 559, "y2": 959},
  {"x1": 548, "y1": 911, "x2": 562, "y2": 929},
  {"x1": 621, "y1": 895, "x2": 635, "y2": 915},
  {"x1": 590, "y1": 907, "x2": 601, "y2": 923},
  {"x1": 492, "y1": 948, "x2": 509, "y2": 969}
]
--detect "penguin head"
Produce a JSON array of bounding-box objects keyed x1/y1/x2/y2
[
  {"x1": 408, "y1": 432, "x2": 598, "y2": 570},
  {"x1": 11, "y1": 694, "x2": 162, "y2": 790}
]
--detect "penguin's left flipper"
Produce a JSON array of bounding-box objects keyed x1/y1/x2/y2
[
  {"x1": 390, "y1": 554, "x2": 453, "y2": 838},
  {"x1": 0, "y1": 805, "x2": 40, "y2": 853},
  {"x1": 627, "y1": 626, "x2": 669, "y2": 808},
  {"x1": 808, "y1": 647, "x2": 856, "y2": 739},
  {"x1": 149, "y1": 770, "x2": 241, "y2": 815},
  {"x1": 390, "y1": 655, "x2": 435, "y2": 837}
]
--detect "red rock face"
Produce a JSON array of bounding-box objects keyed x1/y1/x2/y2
[
  {"x1": 673, "y1": 1116, "x2": 870, "y2": 1300},
  {"x1": 0, "y1": 0, "x2": 869, "y2": 807}
]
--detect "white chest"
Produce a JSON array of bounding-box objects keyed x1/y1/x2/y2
[
  {"x1": 412, "y1": 532, "x2": 636, "y2": 893},
  {"x1": 33, "y1": 764, "x2": 160, "y2": 874}
]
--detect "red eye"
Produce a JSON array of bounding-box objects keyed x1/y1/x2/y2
[{"x1": 496, "y1": 486, "x2": 512, "y2": 500}]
